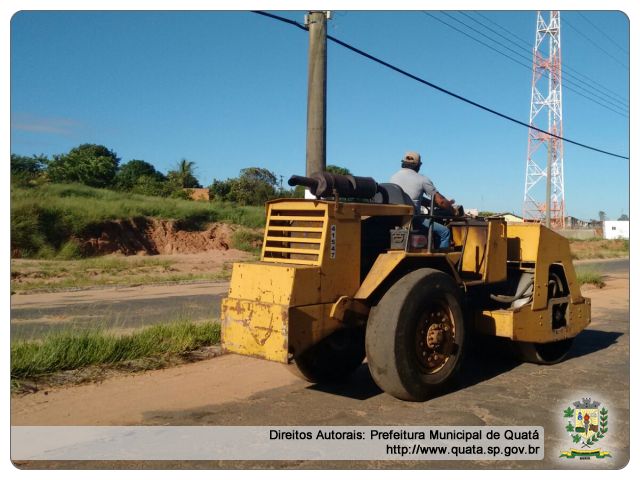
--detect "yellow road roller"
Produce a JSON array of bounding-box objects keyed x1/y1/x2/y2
[{"x1": 221, "y1": 172, "x2": 590, "y2": 401}]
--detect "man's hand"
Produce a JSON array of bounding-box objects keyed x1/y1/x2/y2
[
  {"x1": 452, "y1": 205, "x2": 465, "y2": 217},
  {"x1": 434, "y1": 192, "x2": 455, "y2": 213}
]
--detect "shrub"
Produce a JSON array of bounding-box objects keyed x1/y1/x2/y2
[{"x1": 57, "y1": 240, "x2": 83, "y2": 260}]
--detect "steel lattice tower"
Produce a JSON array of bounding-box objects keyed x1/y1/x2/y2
[{"x1": 523, "y1": 10, "x2": 565, "y2": 228}]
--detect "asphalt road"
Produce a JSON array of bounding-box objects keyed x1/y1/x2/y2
[
  {"x1": 10, "y1": 283, "x2": 228, "y2": 340},
  {"x1": 574, "y1": 257, "x2": 629, "y2": 275},
  {"x1": 12, "y1": 258, "x2": 629, "y2": 469},
  {"x1": 10, "y1": 258, "x2": 629, "y2": 341},
  {"x1": 141, "y1": 271, "x2": 630, "y2": 469}
]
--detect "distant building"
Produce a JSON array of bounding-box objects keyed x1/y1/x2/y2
[
  {"x1": 603, "y1": 220, "x2": 629, "y2": 240},
  {"x1": 500, "y1": 213, "x2": 524, "y2": 223},
  {"x1": 587, "y1": 219, "x2": 602, "y2": 229},
  {"x1": 564, "y1": 216, "x2": 590, "y2": 229}
]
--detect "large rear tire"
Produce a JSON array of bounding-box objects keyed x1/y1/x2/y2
[
  {"x1": 366, "y1": 268, "x2": 468, "y2": 401},
  {"x1": 291, "y1": 326, "x2": 366, "y2": 383}
]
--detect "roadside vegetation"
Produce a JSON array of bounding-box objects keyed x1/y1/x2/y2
[
  {"x1": 11, "y1": 145, "x2": 336, "y2": 259},
  {"x1": 230, "y1": 229, "x2": 264, "y2": 255},
  {"x1": 10, "y1": 256, "x2": 235, "y2": 293},
  {"x1": 11, "y1": 182, "x2": 265, "y2": 259},
  {"x1": 569, "y1": 238, "x2": 629, "y2": 260},
  {"x1": 11, "y1": 321, "x2": 220, "y2": 380},
  {"x1": 575, "y1": 269, "x2": 606, "y2": 288}
]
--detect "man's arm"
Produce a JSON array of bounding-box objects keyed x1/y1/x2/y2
[
  {"x1": 420, "y1": 191, "x2": 455, "y2": 213},
  {"x1": 420, "y1": 176, "x2": 454, "y2": 213},
  {"x1": 434, "y1": 191, "x2": 455, "y2": 211}
]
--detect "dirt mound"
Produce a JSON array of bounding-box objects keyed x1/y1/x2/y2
[{"x1": 79, "y1": 218, "x2": 237, "y2": 256}]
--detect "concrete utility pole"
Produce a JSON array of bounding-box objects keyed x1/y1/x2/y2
[{"x1": 305, "y1": 11, "x2": 329, "y2": 177}]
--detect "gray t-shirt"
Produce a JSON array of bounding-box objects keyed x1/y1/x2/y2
[{"x1": 389, "y1": 168, "x2": 437, "y2": 202}]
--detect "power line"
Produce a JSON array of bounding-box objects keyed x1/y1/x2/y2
[
  {"x1": 254, "y1": 10, "x2": 307, "y2": 32},
  {"x1": 577, "y1": 11, "x2": 629, "y2": 55},
  {"x1": 459, "y1": 10, "x2": 532, "y2": 53},
  {"x1": 432, "y1": 12, "x2": 629, "y2": 116},
  {"x1": 459, "y1": 11, "x2": 629, "y2": 109},
  {"x1": 253, "y1": 11, "x2": 629, "y2": 160},
  {"x1": 424, "y1": 12, "x2": 533, "y2": 69},
  {"x1": 328, "y1": 33, "x2": 629, "y2": 158},
  {"x1": 563, "y1": 15, "x2": 629, "y2": 70},
  {"x1": 475, "y1": 11, "x2": 532, "y2": 49},
  {"x1": 425, "y1": 13, "x2": 628, "y2": 117},
  {"x1": 474, "y1": 11, "x2": 629, "y2": 106}
]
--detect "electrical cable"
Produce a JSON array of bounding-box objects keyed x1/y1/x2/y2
[
  {"x1": 563, "y1": 15, "x2": 629, "y2": 70},
  {"x1": 253, "y1": 11, "x2": 629, "y2": 160},
  {"x1": 474, "y1": 11, "x2": 629, "y2": 105},
  {"x1": 577, "y1": 11, "x2": 629, "y2": 55},
  {"x1": 458, "y1": 11, "x2": 629, "y2": 109},
  {"x1": 432, "y1": 12, "x2": 629, "y2": 116}
]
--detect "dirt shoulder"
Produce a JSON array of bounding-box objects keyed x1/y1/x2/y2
[
  {"x1": 11, "y1": 250, "x2": 251, "y2": 294},
  {"x1": 11, "y1": 234, "x2": 624, "y2": 294},
  {"x1": 11, "y1": 354, "x2": 300, "y2": 426}
]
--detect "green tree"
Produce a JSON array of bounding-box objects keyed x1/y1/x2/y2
[
  {"x1": 167, "y1": 159, "x2": 201, "y2": 188},
  {"x1": 292, "y1": 185, "x2": 306, "y2": 198},
  {"x1": 47, "y1": 144, "x2": 120, "y2": 188},
  {"x1": 239, "y1": 167, "x2": 278, "y2": 186},
  {"x1": 618, "y1": 214, "x2": 629, "y2": 221},
  {"x1": 230, "y1": 167, "x2": 277, "y2": 205},
  {"x1": 273, "y1": 184, "x2": 305, "y2": 199},
  {"x1": 325, "y1": 164, "x2": 352, "y2": 175},
  {"x1": 598, "y1": 211, "x2": 607, "y2": 222},
  {"x1": 115, "y1": 160, "x2": 165, "y2": 191},
  {"x1": 209, "y1": 178, "x2": 235, "y2": 201},
  {"x1": 11, "y1": 154, "x2": 47, "y2": 186},
  {"x1": 209, "y1": 167, "x2": 279, "y2": 205}
]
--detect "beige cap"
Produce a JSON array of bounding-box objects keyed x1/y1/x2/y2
[{"x1": 403, "y1": 151, "x2": 421, "y2": 165}]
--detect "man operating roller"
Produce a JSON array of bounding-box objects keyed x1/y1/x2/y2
[{"x1": 390, "y1": 151, "x2": 454, "y2": 248}]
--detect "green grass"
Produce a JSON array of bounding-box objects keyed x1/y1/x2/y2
[
  {"x1": 18, "y1": 256, "x2": 174, "y2": 276},
  {"x1": 11, "y1": 183, "x2": 265, "y2": 258},
  {"x1": 576, "y1": 269, "x2": 606, "y2": 288},
  {"x1": 11, "y1": 256, "x2": 232, "y2": 292},
  {"x1": 567, "y1": 236, "x2": 605, "y2": 243},
  {"x1": 11, "y1": 321, "x2": 221, "y2": 379},
  {"x1": 620, "y1": 239, "x2": 629, "y2": 251},
  {"x1": 569, "y1": 238, "x2": 629, "y2": 260},
  {"x1": 12, "y1": 272, "x2": 229, "y2": 293},
  {"x1": 231, "y1": 229, "x2": 264, "y2": 254}
]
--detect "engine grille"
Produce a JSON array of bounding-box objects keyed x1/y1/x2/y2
[{"x1": 261, "y1": 205, "x2": 327, "y2": 266}]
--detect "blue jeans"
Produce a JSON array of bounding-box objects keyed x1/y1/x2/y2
[{"x1": 414, "y1": 218, "x2": 451, "y2": 248}]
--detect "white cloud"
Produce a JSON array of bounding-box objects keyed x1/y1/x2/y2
[{"x1": 11, "y1": 113, "x2": 81, "y2": 135}]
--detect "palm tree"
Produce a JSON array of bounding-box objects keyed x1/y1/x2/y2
[{"x1": 170, "y1": 159, "x2": 200, "y2": 188}]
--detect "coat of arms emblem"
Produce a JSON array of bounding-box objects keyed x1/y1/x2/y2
[{"x1": 560, "y1": 397, "x2": 611, "y2": 459}]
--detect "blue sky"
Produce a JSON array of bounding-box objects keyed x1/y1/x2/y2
[{"x1": 10, "y1": 10, "x2": 629, "y2": 220}]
